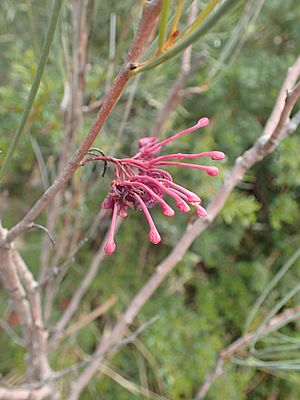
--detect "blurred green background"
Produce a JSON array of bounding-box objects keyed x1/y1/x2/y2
[{"x1": 0, "y1": 0, "x2": 300, "y2": 398}]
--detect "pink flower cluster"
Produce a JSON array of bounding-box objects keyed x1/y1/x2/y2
[{"x1": 82, "y1": 118, "x2": 225, "y2": 254}]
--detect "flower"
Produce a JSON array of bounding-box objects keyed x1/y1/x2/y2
[{"x1": 82, "y1": 118, "x2": 225, "y2": 254}]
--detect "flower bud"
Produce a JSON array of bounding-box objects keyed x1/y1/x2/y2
[
  {"x1": 104, "y1": 241, "x2": 117, "y2": 254},
  {"x1": 195, "y1": 203, "x2": 207, "y2": 218},
  {"x1": 149, "y1": 230, "x2": 161, "y2": 244}
]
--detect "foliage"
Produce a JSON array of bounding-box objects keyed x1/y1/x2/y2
[{"x1": 0, "y1": 0, "x2": 299, "y2": 399}]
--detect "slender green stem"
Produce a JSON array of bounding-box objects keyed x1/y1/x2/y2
[
  {"x1": 181, "y1": 0, "x2": 221, "y2": 39},
  {"x1": 170, "y1": 0, "x2": 184, "y2": 36},
  {"x1": 24, "y1": 0, "x2": 39, "y2": 55},
  {"x1": 157, "y1": 0, "x2": 170, "y2": 54},
  {"x1": 251, "y1": 283, "x2": 300, "y2": 350},
  {"x1": 131, "y1": 0, "x2": 239, "y2": 75},
  {"x1": 0, "y1": 0, "x2": 63, "y2": 182},
  {"x1": 207, "y1": 0, "x2": 266, "y2": 85},
  {"x1": 244, "y1": 247, "x2": 300, "y2": 332}
]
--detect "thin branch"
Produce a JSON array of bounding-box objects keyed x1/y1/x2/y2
[
  {"x1": 0, "y1": 225, "x2": 34, "y2": 378},
  {"x1": 0, "y1": 319, "x2": 25, "y2": 347},
  {"x1": 29, "y1": 135, "x2": 50, "y2": 190},
  {"x1": 64, "y1": 295, "x2": 117, "y2": 337},
  {"x1": 181, "y1": 0, "x2": 221, "y2": 40},
  {"x1": 51, "y1": 316, "x2": 159, "y2": 380},
  {"x1": 245, "y1": 246, "x2": 300, "y2": 331},
  {"x1": 12, "y1": 250, "x2": 52, "y2": 381},
  {"x1": 38, "y1": 209, "x2": 107, "y2": 288},
  {"x1": 104, "y1": 12, "x2": 117, "y2": 94}
]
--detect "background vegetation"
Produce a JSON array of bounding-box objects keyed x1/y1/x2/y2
[{"x1": 0, "y1": 0, "x2": 299, "y2": 399}]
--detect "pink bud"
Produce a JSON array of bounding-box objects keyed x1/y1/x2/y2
[
  {"x1": 162, "y1": 205, "x2": 175, "y2": 217},
  {"x1": 177, "y1": 201, "x2": 190, "y2": 213},
  {"x1": 210, "y1": 151, "x2": 225, "y2": 160},
  {"x1": 186, "y1": 193, "x2": 201, "y2": 203},
  {"x1": 195, "y1": 203, "x2": 207, "y2": 218},
  {"x1": 197, "y1": 117, "x2": 209, "y2": 127},
  {"x1": 149, "y1": 230, "x2": 161, "y2": 244},
  {"x1": 104, "y1": 241, "x2": 116, "y2": 254},
  {"x1": 206, "y1": 166, "x2": 219, "y2": 176}
]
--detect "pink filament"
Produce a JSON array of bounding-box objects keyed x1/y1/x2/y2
[
  {"x1": 194, "y1": 203, "x2": 207, "y2": 218},
  {"x1": 158, "y1": 179, "x2": 201, "y2": 203},
  {"x1": 104, "y1": 202, "x2": 118, "y2": 254},
  {"x1": 151, "y1": 151, "x2": 225, "y2": 164},
  {"x1": 133, "y1": 193, "x2": 161, "y2": 244},
  {"x1": 145, "y1": 118, "x2": 209, "y2": 154},
  {"x1": 154, "y1": 161, "x2": 219, "y2": 176}
]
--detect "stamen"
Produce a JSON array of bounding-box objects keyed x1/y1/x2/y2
[
  {"x1": 104, "y1": 202, "x2": 118, "y2": 254},
  {"x1": 122, "y1": 159, "x2": 149, "y2": 170},
  {"x1": 154, "y1": 162, "x2": 219, "y2": 176},
  {"x1": 194, "y1": 203, "x2": 207, "y2": 218},
  {"x1": 158, "y1": 179, "x2": 201, "y2": 203},
  {"x1": 133, "y1": 193, "x2": 161, "y2": 244},
  {"x1": 166, "y1": 188, "x2": 190, "y2": 212},
  {"x1": 150, "y1": 151, "x2": 225, "y2": 163},
  {"x1": 146, "y1": 118, "x2": 209, "y2": 154}
]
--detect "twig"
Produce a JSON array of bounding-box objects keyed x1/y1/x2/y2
[
  {"x1": 0, "y1": 319, "x2": 25, "y2": 347},
  {"x1": 0, "y1": 224, "x2": 53, "y2": 385},
  {"x1": 38, "y1": 209, "x2": 107, "y2": 288},
  {"x1": 29, "y1": 134, "x2": 50, "y2": 190},
  {"x1": 12, "y1": 250, "x2": 52, "y2": 381},
  {"x1": 245, "y1": 246, "x2": 300, "y2": 332},
  {"x1": 0, "y1": 316, "x2": 159, "y2": 394},
  {"x1": 64, "y1": 295, "x2": 117, "y2": 338},
  {"x1": 51, "y1": 316, "x2": 159, "y2": 380},
  {"x1": 0, "y1": 225, "x2": 34, "y2": 377},
  {"x1": 104, "y1": 13, "x2": 117, "y2": 94}
]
